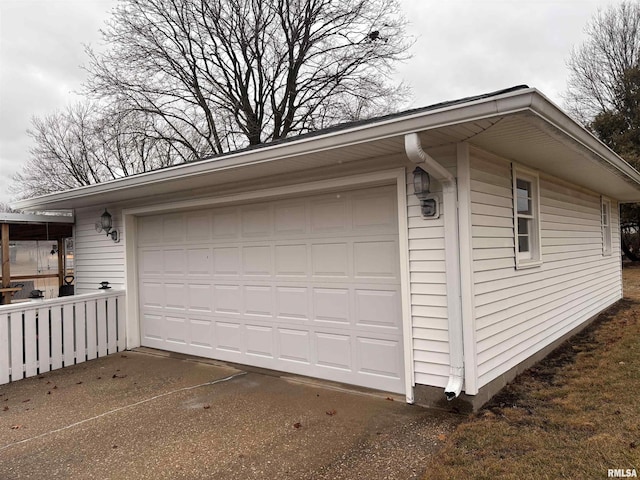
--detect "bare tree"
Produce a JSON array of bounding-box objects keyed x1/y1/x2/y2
[
  {"x1": 566, "y1": 1, "x2": 640, "y2": 260},
  {"x1": 11, "y1": 102, "x2": 180, "y2": 199},
  {"x1": 566, "y1": 1, "x2": 640, "y2": 122},
  {"x1": 85, "y1": 0, "x2": 411, "y2": 156},
  {"x1": 14, "y1": 0, "x2": 410, "y2": 200}
]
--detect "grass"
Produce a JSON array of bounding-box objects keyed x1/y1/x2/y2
[{"x1": 426, "y1": 265, "x2": 640, "y2": 480}]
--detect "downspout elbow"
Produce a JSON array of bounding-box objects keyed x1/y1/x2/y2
[
  {"x1": 404, "y1": 133, "x2": 455, "y2": 184},
  {"x1": 444, "y1": 367, "x2": 464, "y2": 401}
]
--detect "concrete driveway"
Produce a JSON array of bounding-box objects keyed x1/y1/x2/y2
[{"x1": 0, "y1": 350, "x2": 460, "y2": 479}]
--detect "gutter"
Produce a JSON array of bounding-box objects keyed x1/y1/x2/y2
[
  {"x1": 14, "y1": 87, "x2": 640, "y2": 209},
  {"x1": 404, "y1": 133, "x2": 464, "y2": 400}
]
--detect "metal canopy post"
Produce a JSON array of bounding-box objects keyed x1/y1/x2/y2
[{"x1": 57, "y1": 238, "x2": 64, "y2": 287}]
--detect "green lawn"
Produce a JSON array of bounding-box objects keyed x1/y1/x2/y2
[{"x1": 426, "y1": 265, "x2": 640, "y2": 480}]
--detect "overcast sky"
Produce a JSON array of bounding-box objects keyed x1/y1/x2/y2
[{"x1": 0, "y1": 0, "x2": 621, "y2": 205}]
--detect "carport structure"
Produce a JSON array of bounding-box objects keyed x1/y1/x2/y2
[{"x1": 0, "y1": 213, "x2": 74, "y2": 304}]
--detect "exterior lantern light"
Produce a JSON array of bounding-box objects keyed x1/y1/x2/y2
[
  {"x1": 412, "y1": 167, "x2": 440, "y2": 219},
  {"x1": 413, "y1": 166, "x2": 430, "y2": 199},
  {"x1": 96, "y1": 209, "x2": 119, "y2": 242}
]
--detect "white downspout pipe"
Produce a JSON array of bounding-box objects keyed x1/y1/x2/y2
[{"x1": 404, "y1": 133, "x2": 464, "y2": 400}]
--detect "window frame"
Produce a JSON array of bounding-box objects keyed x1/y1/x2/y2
[
  {"x1": 512, "y1": 165, "x2": 542, "y2": 269},
  {"x1": 601, "y1": 197, "x2": 612, "y2": 256}
]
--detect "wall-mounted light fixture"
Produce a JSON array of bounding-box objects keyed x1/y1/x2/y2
[
  {"x1": 412, "y1": 167, "x2": 440, "y2": 218},
  {"x1": 95, "y1": 209, "x2": 119, "y2": 242}
]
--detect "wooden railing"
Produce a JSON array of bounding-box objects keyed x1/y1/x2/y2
[{"x1": 0, "y1": 290, "x2": 126, "y2": 385}]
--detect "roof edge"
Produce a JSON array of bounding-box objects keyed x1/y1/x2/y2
[
  {"x1": 11, "y1": 86, "x2": 538, "y2": 211},
  {"x1": 13, "y1": 86, "x2": 640, "y2": 209}
]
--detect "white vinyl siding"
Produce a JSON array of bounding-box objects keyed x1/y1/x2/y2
[
  {"x1": 74, "y1": 207, "x2": 126, "y2": 294},
  {"x1": 407, "y1": 145, "x2": 456, "y2": 388},
  {"x1": 470, "y1": 148, "x2": 621, "y2": 389}
]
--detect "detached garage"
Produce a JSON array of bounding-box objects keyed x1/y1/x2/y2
[{"x1": 13, "y1": 86, "x2": 640, "y2": 410}]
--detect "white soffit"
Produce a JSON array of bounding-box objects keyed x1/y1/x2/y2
[{"x1": 470, "y1": 113, "x2": 640, "y2": 202}]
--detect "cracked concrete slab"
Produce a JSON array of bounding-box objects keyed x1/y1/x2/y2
[{"x1": 0, "y1": 351, "x2": 461, "y2": 480}]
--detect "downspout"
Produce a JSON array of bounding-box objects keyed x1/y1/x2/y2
[{"x1": 404, "y1": 133, "x2": 464, "y2": 400}]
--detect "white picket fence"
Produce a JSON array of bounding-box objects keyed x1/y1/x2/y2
[{"x1": 0, "y1": 290, "x2": 126, "y2": 385}]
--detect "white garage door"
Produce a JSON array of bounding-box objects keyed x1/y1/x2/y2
[{"x1": 137, "y1": 185, "x2": 404, "y2": 393}]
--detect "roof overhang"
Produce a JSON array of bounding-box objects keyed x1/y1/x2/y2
[
  {"x1": 0, "y1": 213, "x2": 74, "y2": 241},
  {"x1": 12, "y1": 87, "x2": 640, "y2": 211}
]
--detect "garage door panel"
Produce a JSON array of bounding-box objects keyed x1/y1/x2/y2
[
  {"x1": 214, "y1": 285, "x2": 242, "y2": 315},
  {"x1": 187, "y1": 284, "x2": 212, "y2": 313},
  {"x1": 246, "y1": 325, "x2": 274, "y2": 358},
  {"x1": 311, "y1": 197, "x2": 348, "y2": 233},
  {"x1": 140, "y1": 282, "x2": 163, "y2": 308},
  {"x1": 139, "y1": 216, "x2": 163, "y2": 245},
  {"x1": 165, "y1": 283, "x2": 187, "y2": 310},
  {"x1": 141, "y1": 250, "x2": 163, "y2": 275},
  {"x1": 275, "y1": 244, "x2": 308, "y2": 276},
  {"x1": 213, "y1": 247, "x2": 240, "y2": 275},
  {"x1": 355, "y1": 290, "x2": 401, "y2": 329},
  {"x1": 311, "y1": 243, "x2": 349, "y2": 277},
  {"x1": 164, "y1": 249, "x2": 186, "y2": 275},
  {"x1": 313, "y1": 288, "x2": 350, "y2": 324},
  {"x1": 242, "y1": 246, "x2": 273, "y2": 276},
  {"x1": 357, "y1": 337, "x2": 402, "y2": 378},
  {"x1": 141, "y1": 313, "x2": 163, "y2": 341},
  {"x1": 212, "y1": 208, "x2": 239, "y2": 239},
  {"x1": 316, "y1": 332, "x2": 351, "y2": 370},
  {"x1": 139, "y1": 186, "x2": 405, "y2": 394},
  {"x1": 278, "y1": 328, "x2": 311, "y2": 364},
  {"x1": 186, "y1": 211, "x2": 212, "y2": 241},
  {"x1": 165, "y1": 315, "x2": 188, "y2": 345},
  {"x1": 244, "y1": 285, "x2": 274, "y2": 317},
  {"x1": 352, "y1": 189, "x2": 397, "y2": 232},
  {"x1": 275, "y1": 202, "x2": 307, "y2": 234},
  {"x1": 276, "y1": 286, "x2": 309, "y2": 321},
  {"x1": 187, "y1": 248, "x2": 211, "y2": 276},
  {"x1": 215, "y1": 321, "x2": 243, "y2": 353},
  {"x1": 163, "y1": 215, "x2": 185, "y2": 243},
  {"x1": 353, "y1": 241, "x2": 399, "y2": 279},
  {"x1": 242, "y1": 205, "x2": 272, "y2": 237},
  {"x1": 188, "y1": 318, "x2": 213, "y2": 349}
]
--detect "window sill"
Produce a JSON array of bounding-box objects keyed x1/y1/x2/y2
[{"x1": 515, "y1": 259, "x2": 543, "y2": 270}]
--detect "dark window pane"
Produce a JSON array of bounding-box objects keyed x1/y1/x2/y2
[
  {"x1": 518, "y1": 235, "x2": 530, "y2": 253},
  {"x1": 518, "y1": 217, "x2": 529, "y2": 235}
]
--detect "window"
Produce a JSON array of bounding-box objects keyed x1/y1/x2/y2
[
  {"x1": 513, "y1": 167, "x2": 541, "y2": 268},
  {"x1": 602, "y1": 198, "x2": 612, "y2": 256}
]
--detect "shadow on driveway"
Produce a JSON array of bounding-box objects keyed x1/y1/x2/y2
[{"x1": 0, "y1": 351, "x2": 460, "y2": 479}]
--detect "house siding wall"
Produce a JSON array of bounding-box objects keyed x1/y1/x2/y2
[
  {"x1": 470, "y1": 148, "x2": 622, "y2": 389},
  {"x1": 408, "y1": 145, "x2": 456, "y2": 388},
  {"x1": 74, "y1": 206, "x2": 126, "y2": 294}
]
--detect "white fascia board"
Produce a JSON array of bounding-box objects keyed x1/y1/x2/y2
[{"x1": 11, "y1": 88, "x2": 539, "y2": 211}]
